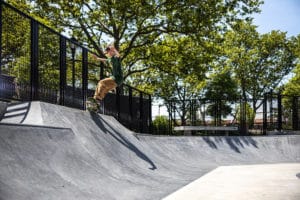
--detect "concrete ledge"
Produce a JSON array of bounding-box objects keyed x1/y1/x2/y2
[{"x1": 174, "y1": 126, "x2": 238, "y2": 131}]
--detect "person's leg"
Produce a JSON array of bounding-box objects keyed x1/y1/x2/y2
[
  {"x1": 94, "y1": 78, "x2": 117, "y2": 100},
  {"x1": 93, "y1": 79, "x2": 105, "y2": 100},
  {"x1": 100, "y1": 78, "x2": 117, "y2": 99}
]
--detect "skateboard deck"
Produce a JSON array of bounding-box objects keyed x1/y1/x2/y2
[{"x1": 86, "y1": 97, "x2": 103, "y2": 113}]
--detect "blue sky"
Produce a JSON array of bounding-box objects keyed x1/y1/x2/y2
[{"x1": 252, "y1": 0, "x2": 300, "y2": 37}]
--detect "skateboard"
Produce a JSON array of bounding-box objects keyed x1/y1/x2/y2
[{"x1": 86, "y1": 97, "x2": 104, "y2": 113}]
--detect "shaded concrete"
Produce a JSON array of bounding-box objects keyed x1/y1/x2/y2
[
  {"x1": 0, "y1": 101, "x2": 299, "y2": 200},
  {"x1": 1, "y1": 101, "x2": 33, "y2": 124},
  {"x1": 0, "y1": 101, "x2": 7, "y2": 120}
]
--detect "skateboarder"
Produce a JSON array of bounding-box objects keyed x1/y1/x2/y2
[{"x1": 93, "y1": 45, "x2": 123, "y2": 101}]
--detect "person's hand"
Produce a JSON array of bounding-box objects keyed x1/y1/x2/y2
[
  {"x1": 92, "y1": 54, "x2": 99, "y2": 60},
  {"x1": 92, "y1": 54, "x2": 106, "y2": 62}
]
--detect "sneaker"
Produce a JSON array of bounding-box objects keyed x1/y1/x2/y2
[{"x1": 93, "y1": 95, "x2": 103, "y2": 101}]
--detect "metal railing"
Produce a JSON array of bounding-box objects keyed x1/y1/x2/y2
[
  {"x1": 167, "y1": 93, "x2": 299, "y2": 135},
  {"x1": 263, "y1": 92, "x2": 299, "y2": 134},
  {"x1": 0, "y1": 0, "x2": 152, "y2": 133}
]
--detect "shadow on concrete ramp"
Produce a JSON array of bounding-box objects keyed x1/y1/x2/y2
[
  {"x1": 90, "y1": 112, "x2": 157, "y2": 170},
  {"x1": 202, "y1": 136, "x2": 258, "y2": 153}
]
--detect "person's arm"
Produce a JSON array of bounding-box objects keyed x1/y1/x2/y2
[{"x1": 92, "y1": 54, "x2": 107, "y2": 63}]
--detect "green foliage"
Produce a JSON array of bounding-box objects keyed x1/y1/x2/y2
[
  {"x1": 203, "y1": 69, "x2": 239, "y2": 124},
  {"x1": 38, "y1": 27, "x2": 60, "y2": 90},
  {"x1": 204, "y1": 69, "x2": 239, "y2": 100},
  {"x1": 7, "y1": 0, "x2": 289, "y2": 125},
  {"x1": 129, "y1": 36, "x2": 212, "y2": 125},
  {"x1": 283, "y1": 35, "x2": 300, "y2": 97},
  {"x1": 206, "y1": 103, "x2": 233, "y2": 120},
  {"x1": 283, "y1": 65, "x2": 300, "y2": 97},
  {"x1": 223, "y1": 21, "x2": 298, "y2": 115},
  {"x1": 2, "y1": 2, "x2": 31, "y2": 84},
  {"x1": 281, "y1": 35, "x2": 300, "y2": 124},
  {"x1": 23, "y1": 0, "x2": 262, "y2": 81},
  {"x1": 152, "y1": 115, "x2": 169, "y2": 135},
  {"x1": 4, "y1": 0, "x2": 263, "y2": 91},
  {"x1": 224, "y1": 21, "x2": 297, "y2": 98}
]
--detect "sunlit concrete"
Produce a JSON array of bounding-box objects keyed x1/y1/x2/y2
[{"x1": 163, "y1": 163, "x2": 300, "y2": 200}]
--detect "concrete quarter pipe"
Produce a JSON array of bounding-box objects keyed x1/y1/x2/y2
[{"x1": 0, "y1": 101, "x2": 299, "y2": 200}]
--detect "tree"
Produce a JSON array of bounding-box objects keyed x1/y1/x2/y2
[
  {"x1": 152, "y1": 115, "x2": 169, "y2": 135},
  {"x1": 283, "y1": 65, "x2": 300, "y2": 97},
  {"x1": 223, "y1": 21, "x2": 298, "y2": 116},
  {"x1": 151, "y1": 71, "x2": 199, "y2": 126},
  {"x1": 282, "y1": 35, "x2": 300, "y2": 97},
  {"x1": 25, "y1": 0, "x2": 262, "y2": 82},
  {"x1": 130, "y1": 36, "x2": 209, "y2": 126},
  {"x1": 279, "y1": 35, "x2": 300, "y2": 128},
  {"x1": 2, "y1": 0, "x2": 265, "y2": 112},
  {"x1": 1, "y1": 1, "x2": 30, "y2": 73},
  {"x1": 204, "y1": 68, "x2": 239, "y2": 125}
]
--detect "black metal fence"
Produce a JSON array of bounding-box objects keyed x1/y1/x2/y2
[
  {"x1": 0, "y1": 1, "x2": 152, "y2": 133},
  {"x1": 263, "y1": 92, "x2": 299, "y2": 134},
  {"x1": 168, "y1": 93, "x2": 299, "y2": 135}
]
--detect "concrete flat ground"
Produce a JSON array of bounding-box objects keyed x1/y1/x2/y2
[
  {"x1": 0, "y1": 101, "x2": 299, "y2": 200},
  {"x1": 163, "y1": 163, "x2": 300, "y2": 200}
]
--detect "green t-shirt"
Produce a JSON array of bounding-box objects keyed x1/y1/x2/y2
[{"x1": 107, "y1": 56, "x2": 123, "y2": 85}]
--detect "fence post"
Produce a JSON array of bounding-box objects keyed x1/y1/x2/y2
[
  {"x1": 82, "y1": 48, "x2": 88, "y2": 110},
  {"x1": 214, "y1": 99, "x2": 217, "y2": 126},
  {"x1": 218, "y1": 100, "x2": 222, "y2": 126},
  {"x1": 292, "y1": 96, "x2": 299, "y2": 130},
  {"x1": 128, "y1": 87, "x2": 133, "y2": 129},
  {"x1": 269, "y1": 90, "x2": 273, "y2": 128},
  {"x1": 59, "y1": 37, "x2": 66, "y2": 106},
  {"x1": 239, "y1": 99, "x2": 245, "y2": 134},
  {"x1": 116, "y1": 86, "x2": 120, "y2": 120},
  {"x1": 277, "y1": 93, "x2": 282, "y2": 131},
  {"x1": 139, "y1": 91, "x2": 143, "y2": 133},
  {"x1": 189, "y1": 100, "x2": 192, "y2": 126},
  {"x1": 148, "y1": 94, "x2": 152, "y2": 133},
  {"x1": 169, "y1": 101, "x2": 173, "y2": 135},
  {"x1": 191, "y1": 100, "x2": 194, "y2": 126},
  {"x1": 263, "y1": 93, "x2": 267, "y2": 135},
  {"x1": 202, "y1": 99, "x2": 206, "y2": 125},
  {"x1": 0, "y1": 2, "x2": 2, "y2": 75},
  {"x1": 100, "y1": 62, "x2": 104, "y2": 80},
  {"x1": 30, "y1": 20, "x2": 39, "y2": 100}
]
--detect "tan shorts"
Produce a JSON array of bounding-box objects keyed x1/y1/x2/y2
[{"x1": 93, "y1": 78, "x2": 117, "y2": 100}]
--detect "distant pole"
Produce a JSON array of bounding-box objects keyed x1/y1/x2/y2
[
  {"x1": 263, "y1": 93, "x2": 267, "y2": 135},
  {"x1": 292, "y1": 96, "x2": 299, "y2": 130},
  {"x1": 277, "y1": 93, "x2": 282, "y2": 131},
  {"x1": 158, "y1": 104, "x2": 162, "y2": 116}
]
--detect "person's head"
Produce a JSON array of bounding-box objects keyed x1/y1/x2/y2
[{"x1": 104, "y1": 45, "x2": 116, "y2": 57}]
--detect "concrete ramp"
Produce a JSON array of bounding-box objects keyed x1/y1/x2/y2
[{"x1": 0, "y1": 101, "x2": 300, "y2": 200}]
